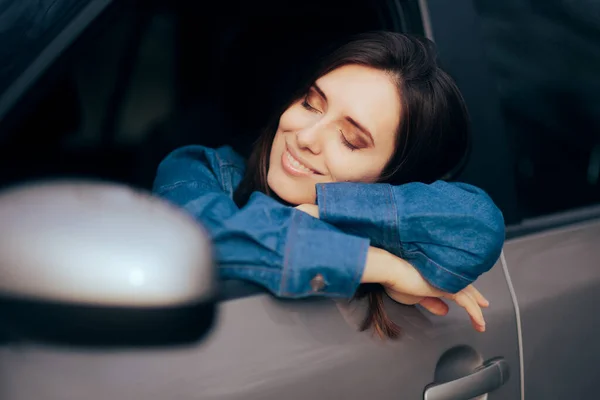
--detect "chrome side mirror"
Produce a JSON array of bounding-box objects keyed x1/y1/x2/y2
[{"x1": 0, "y1": 181, "x2": 216, "y2": 347}]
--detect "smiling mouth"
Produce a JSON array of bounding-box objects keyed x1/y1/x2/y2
[{"x1": 282, "y1": 149, "x2": 320, "y2": 176}]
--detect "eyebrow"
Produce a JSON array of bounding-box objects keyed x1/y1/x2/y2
[{"x1": 312, "y1": 83, "x2": 376, "y2": 146}]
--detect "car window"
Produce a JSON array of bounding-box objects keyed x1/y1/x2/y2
[
  {"x1": 0, "y1": 0, "x2": 93, "y2": 95},
  {"x1": 475, "y1": 0, "x2": 600, "y2": 220}
]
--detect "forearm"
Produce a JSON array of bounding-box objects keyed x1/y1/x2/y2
[
  {"x1": 315, "y1": 181, "x2": 505, "y2": 293},
  {"x1": 316, "y1": 183, "x2": 398, "y2": 252},
  {"x1": 215, "y1": 204, "x2": 370, "y2": 298},
  {"x1": 158, "y1": 186, "x2": 369, "y2": 298},
  {"x1": 361, "y1": 246, "x2": 395, "y2": 284}
]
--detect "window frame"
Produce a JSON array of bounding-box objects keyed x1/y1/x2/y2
[
  {"x1": 0, "y1": 0, "x2": 117, "y2": 133},
  {"x1": 419, "y1": 0, "x2": 521, "y2": 225},
  {"x1": 422, "y1": 0, "x2": 600, "y2": 236}
]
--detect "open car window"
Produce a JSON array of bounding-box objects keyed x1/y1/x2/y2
[{"x1": 0, "y1": 0, "x2": 113, "y2": 123}]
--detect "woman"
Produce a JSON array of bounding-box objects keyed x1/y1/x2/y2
[{"x1": 152, "y1": 32, "x2": 505, "y2": 338}]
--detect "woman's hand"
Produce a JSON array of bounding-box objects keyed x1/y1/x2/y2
[
  {"x1": 386, "y1": 285, "x2": 489, "y2": 331},
  {"x1": 296, "y1": 204, "x2": 489, "y2": 332},
  {"x1": 362, "y1": 247, "x2": 489, "y2": 332}
]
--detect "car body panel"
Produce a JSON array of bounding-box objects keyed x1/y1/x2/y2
[
  {"x1": 0, "y1": 260, "x2": 520, "y2": 400},
  {"x1": 503, "y1": 217, "x2": 600, "y2": 399}
]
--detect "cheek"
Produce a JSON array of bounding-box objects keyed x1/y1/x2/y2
[
  {"x1": 269, "y1": 132, "x2": 285, "y2": 166},
  {"x1": 278, "y1": 103, "x2": 315, "y2": 131},
  {"x1": 278, "y1": 109, "x2": 294, "y2": 131},
  {"x1": 326, "y1": 150, "x2": 391, "y2": 183}
]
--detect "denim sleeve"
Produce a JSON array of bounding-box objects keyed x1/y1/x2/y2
[
  {"x1": 316, "y1": 181, "x2": 505, "y2": 293},
  {"x1": 153, "y1": 147, "x2": 370, "y2": 298}
]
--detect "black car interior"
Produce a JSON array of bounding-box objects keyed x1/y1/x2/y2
[
  {"x1": 0, "y1": 0, "x2": 421, "y2": 190},
  {"x1": 1, "y1": 0, "x2": 599, "y2": 227}
]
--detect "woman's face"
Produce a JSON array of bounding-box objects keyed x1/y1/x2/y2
[{"x1": 267, "y1": 64, "x2": 402, "y2": 205}]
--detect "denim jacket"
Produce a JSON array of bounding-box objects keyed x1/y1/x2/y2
[{"x1": 152, "y1": 145, "x2": 505, "y2": 298}]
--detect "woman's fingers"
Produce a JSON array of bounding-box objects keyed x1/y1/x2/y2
[
  {"x1": 463, "y1": 289, "x2": 485, "y2": 331},
  {"x1": 464, "y1": 285, "x2": 489, "y2": 308},
  {"x1": 418, "y1": 297, "x2": 449, "y2": 316},
  {"x1": 423, "y1": 287, "x2": 487, "y2": 332},
  {"x1": 373, "y1": 249, "x2": 488, "y2": 331},
  {"x1": 446, "y1": 291, "x2": 486, "y2": 332}
]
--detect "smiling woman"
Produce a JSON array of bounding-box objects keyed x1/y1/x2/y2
[
  {"x1": 153, "y1": 32, "x2": 504, "y2": 338},
  {"x1": 267, "y1": 64, "x2": 400, "y2": 205}
]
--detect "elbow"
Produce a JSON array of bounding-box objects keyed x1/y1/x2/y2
[
  {"x1": 464, "y1": 186, "x2": 506, "y2": 269},
  {"x1": 152, "y1": 149, "x2": 184, "y2": 192},
  {"x1": 473, "y1": 205, "x2": 506, "y2": 273},
  {"x1": 152, "y1": 146, "x2": 205, "y2": 193},
  {"x1": 451, "y1": 199, "x2": 506, "y2": 278}
]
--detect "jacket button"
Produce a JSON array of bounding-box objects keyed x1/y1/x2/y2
[{"x1": 310, "y1": 274, "x2": 326, "y2": 292}]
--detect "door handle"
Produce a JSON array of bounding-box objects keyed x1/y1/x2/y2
[{"x1": 423, "y1": 357, "x2": 509, "y2": 400}]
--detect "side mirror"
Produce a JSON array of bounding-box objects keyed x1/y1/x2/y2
[{"x1": 0, "y1": 181, "x2": 216, "y2": 347}]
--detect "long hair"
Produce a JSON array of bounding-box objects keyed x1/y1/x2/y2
[{"x1": 234, "y1": 31, "x2": 471, "y2": 338}]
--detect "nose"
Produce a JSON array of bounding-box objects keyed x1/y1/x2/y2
[{"x1": 296, "y1": 122, "x2": 324, "y2": 154}]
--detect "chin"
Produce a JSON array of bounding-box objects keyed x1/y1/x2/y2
[{"x1": 267, "y1": 169, "x2": 316, "y2": 206}]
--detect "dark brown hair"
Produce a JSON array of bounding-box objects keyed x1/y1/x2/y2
[{"x1": 234, "y1": 31, "x2": 471, "y2": 338}]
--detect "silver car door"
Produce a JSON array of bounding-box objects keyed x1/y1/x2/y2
[
  {"x1": 503, "y1": 212, "x2": 600, "y2": 399},
  {"x1": 0, "y1": 259, "x2": 520, "y2": 400},
  {"x1": 471, "y1": 0, "x2": 600, "y2": 396}
]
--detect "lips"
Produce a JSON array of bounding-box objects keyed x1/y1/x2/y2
[
  {"x1": 281, "y1": 148, "x2": 320, "y2": 177},
  {"x1": 285, "y1": 150, "x2": 314, "y2": 172}
]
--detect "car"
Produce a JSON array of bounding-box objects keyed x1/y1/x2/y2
[{"x1": 0, "y1": 0, "x2": 598, "y2": 399}]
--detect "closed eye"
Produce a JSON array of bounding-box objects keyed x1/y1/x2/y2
[
  {"x1": 302, "y1": 96, "x2": 322, "y2": 113},
  {"x1": 340, "y1": 130, "x2": 359, "y2": 151}
]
